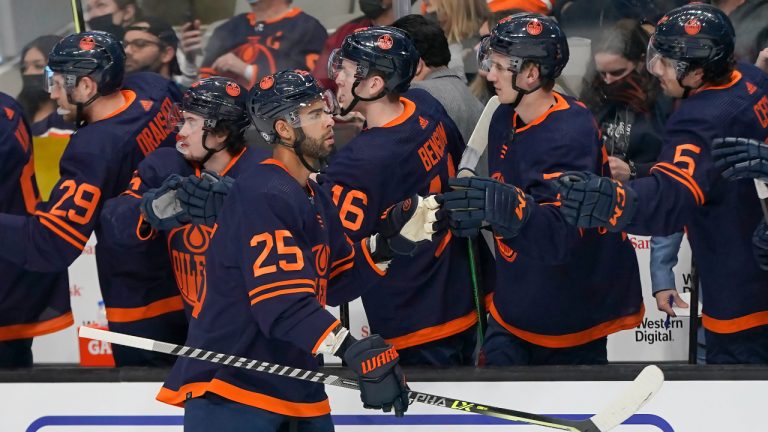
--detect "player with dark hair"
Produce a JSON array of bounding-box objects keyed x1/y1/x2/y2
[
  {"x1": 0, "y1": 93, "x2": 70, "y2": 367},
  {"x1": 555, "y1": 3, "x2": 768, "y2": 363},
  {"x1": 0, "y1": 31, "x2": 185, "y2": 366},
  {"x1": 157, "y1": 69, "x2": 437, "y2": 431},
  {"x1": 439, "y1": 13, "x2": 643, "y2": 365},
  {"x1": 101, "y1": 76, "x2": 267, "y2": 322},
  {"x1": 325, "y1": 26, "x2": 484, "y2": 366}
]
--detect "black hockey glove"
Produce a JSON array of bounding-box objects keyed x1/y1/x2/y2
[
  {"x1": 139, "y1": 174, "x2": 190, "y2": 230},
  {"x1": 712, "y1": 137, "x2": 768, "y2": 181},
  {"x1": 368, "y1": 194, "x2": 439, "y2": 262},
  {"x1": 342, "y1": 335, "x2": 409, "y2": 417},
  {"x1": 437, "y1": 177, "x2": 533, "y2": 239},
  {"x1": 177, "y1": 171, "x2": 234, "y2": 227},
  {"x1": 554, "y1": 171, "x2": 637, "y2": 232},
  {"x1": 753, "y1": 221, "x2": 768, "y2": 271}
]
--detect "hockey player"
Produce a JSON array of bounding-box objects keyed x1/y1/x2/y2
[
  {"x1": 555, "y1": 3, "x2": 768, "y2": 363},
  {"x1": 0, "y1": 31, "x2": 185, "y2": 366},
  {"x1": 101, "y1": 76, "x2": 267, "y2": 320},
  {"x1": 191, "y1": 0, "x2": 327, "y2": 88},
  {"x1": 0, "y1": 93, "x2": 70, "y2": 367},
  {"x1": 324, "y1": 26, "x2": 485, "y2": 365},
  {"x1": 439, "y1": 14, "x2": 643, "y2": 365},
  {"x1": 157, "y1": 70, "x2": 435, "y2": 431}
]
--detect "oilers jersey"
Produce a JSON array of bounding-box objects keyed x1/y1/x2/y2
[
  {"x1": 0, "y1": 73, "x2": 183, "y2": 347},
  {"x1": 321, "y1": 89, "x2": 484, "y2": 352},
  {"x1": 200, "y1": 8, "x2": 327, "y2": 88},
  {"x1": 101, "y1": 146, "x2": 269, "y2": 319},
  {"x1": 487, "y1": 92, "x2": 643, "y2": 348},
  {"x1": 0, "y1": 93, "x2": 71, "y2": 341},
  {"x1": 627, "y1": 63, "x2": 768, "y2": 334},
  {"x1": 158, "y1": 159, "x2": 384, "y2": 415}
]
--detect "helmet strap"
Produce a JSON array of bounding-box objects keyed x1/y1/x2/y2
[
  {"x1": 200, "y1": 130, "x2": 227, "y2": 166},
  {"x1": 509, "y1": 71, "x2": 539, "y2": 110},
  {"x1": 339, "y1": 79, "x2": 388, "y2": 116},
  {"x1": 70, "y1": 92, "x2": 100, "y2": 129}
]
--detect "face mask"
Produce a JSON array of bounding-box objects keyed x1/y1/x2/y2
[
  {"x1": 600, "y1": 70, "x2": 649, "y2": 114},
  {"x1": 359, "y1": 0, "x2": 389, "y2": 20},
  {"x1": 17, "y1": 74, "x2": 50, "y2": 120},
  {"x1": 87, "y1": 14, "x2": 125, "y2": 39}
]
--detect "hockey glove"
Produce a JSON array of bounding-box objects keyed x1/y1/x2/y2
[
  {"x1": 712, "y1": 137, "x2": 768, "y2": 181},
  {"x1": 139, "y1": 174, "x2": 190, "y2": 230},
  {"x1": 437, "y1": 177, "x2": 533, "y2": 239},
  {"x1": 369, "y1": 194, "x2": 440, "y2": 261},
  {"x1": 342, "y1": 335, "x2": 409, "y2": 417},
  {"x1": 177, "y1": 171, "x2": 235, "y2": 227},
  {"x1": 554, "y1": 171, "x2": 637, "y2": 232},
  {"x1": 753, "y1": 221, "x2": 768, "y2": 271}
]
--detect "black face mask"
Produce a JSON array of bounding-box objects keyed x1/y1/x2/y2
[
  {"x1": 17, "y1": 74, "x2": 50, "y2": 120},
  {"x1": 359, "y1": 0, "x2": 389, "y2": 20},
  {"x1": 87, "y1": 14, "x2": 125, "y2": 39},
  {"x1": 599, "y1": 70, "x2": 649, "y2": 114}
]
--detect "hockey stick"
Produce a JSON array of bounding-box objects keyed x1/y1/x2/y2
[
  {"x1": 70, "y1": 0, "x2": 86, "y2": 33},
  {"x1": 457, "y1": 95, "x2": 500, "y2": 177},
  {"x1": 457, "y1": 96, "x2": 501, "y2": 347},
  {"x1": 754, "y1": 179, "x2": 768, "y2": 221},
  {"x1": 79, "y1": 327, "x2": 663, "y2": 432}
]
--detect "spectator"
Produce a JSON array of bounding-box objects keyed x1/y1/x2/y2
[
  {"x1": 440, "y1": 13, "x2": 643, "y2": 366},
  {"x1": 0, "y1": 93, "x2": 70, "y2": 367},
  {"x1": 712, "y1": 0, "x2": 768, "y2": 62},
  {"x1": 17, "y1": 35, "x2": 74, "y2": 137},
  {"x1": 432, "y1": 0, "x2": 490, "y2": 79},
  {"x1": 183, "y1": 0, "x2": 327, "y2": 88},
  {"x1": 86, "y1": 0, "x2": 144, "y2": 39},
  {"x1": 393, "y1": 14, "x2": 484, "y2": 144},
  {"x1": 580, "y1": 19, "x2": 669, "y2": 182},
  {"x1": 123, "y1": 17, "x2": 182, "y2": 80}
]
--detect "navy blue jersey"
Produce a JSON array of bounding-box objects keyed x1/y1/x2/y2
[
  {"x1": 158, "y1": 159, "x2": 384, "y2": 415},
  {"x1": 627, "y1": 63, "x2": 768, "y2": 334},
  {"x1": 487, "y1": 92, "x2": 643, "y2": 348},
  {"x1": 200, "y1": 9, "x2": 327, "y2": 88},
  {"x1": 0, "y1": 73, "x2": 182, "y2": 324},
  {"x1": 0, "y1": 93, "x2": 71, "y2": 341},
  {"x1": 101, "y1": 146, "x2": 269, "y2": 319},
  {"x1": 321, "y1": 89, "x2": 483, "y2": 350}
]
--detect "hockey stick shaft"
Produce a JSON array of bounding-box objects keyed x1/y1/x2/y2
[
  {"x1": 70, "y1": 0, "x2": 86, "y2": 33},
  {"x1": 79, "y1": 327, "x2": 662, "y2": 432}
]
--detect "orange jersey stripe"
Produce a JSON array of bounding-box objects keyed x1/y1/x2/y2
[
  {"x1": 38, "y1": 217, "x2": 86, "y2": 250},
  {"x1": 106, "y1": 296, "x2": 184, "y2": 323},
  {"x1": 434, "y1": 231, "x2": 452, "y2": 258},
  {"x1": 35, "y1": 211, "x2": 90, "y2": 243},
  {"x1": 157, "y1": 378, "x2": 331, "y2": 417},
  {"x1": 250, "y1": 288, "x2": 316, "y2": 306},
  {"x1": 311, "y1": 320, "x2": 341, "y2": 354},
  {"x1": 248, "y1": 279, "x2": 316, "y2": 297},
  {"x1": 0, "y1": 312, "x2": 73, "y2": 341},
  {"x1": 490, "y1": 302, "x2": 645, "y2": 348},
  {"x1": 331, "y1": 248, "x2": 355, "y2": 270},
  {"x1": 385, "y1": 310, "x2": 477, "y2": 350},
  {"x1": 329, "y1": 262, "x2": 354, "y2": 280},
  {"x1": 702, "y1": 311, "x2": 768, "y2": 334},
  {"x1": 651, "y1": 163, "x2": 705, "y2": 205},
  {"x1": 361, "y1": 239, "x2": 386, "y2": 276}
]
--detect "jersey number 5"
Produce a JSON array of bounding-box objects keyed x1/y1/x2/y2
[
  {"x1": 251, "y1": 230, "x2": 304, "y2": 277},
  {"x1": 672, "y1": 144, "x2": 701, "y2": 176}
]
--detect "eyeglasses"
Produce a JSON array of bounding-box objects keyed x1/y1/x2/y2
[{"x1": 123, "y1": 39, "x2": 164, "y2": 50}]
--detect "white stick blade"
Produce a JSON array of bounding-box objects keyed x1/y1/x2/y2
[
  {"x1": 754, "y1": 179, "x2": 768, "y2": 199},
  {"x1": 589, "y1": 365, "x2": 664, "y2": 432},
  {"x1": 78, "y1": 326, "x2": 156, "y2": 352}
]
